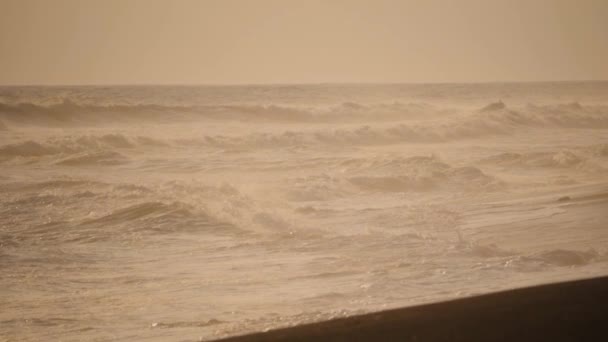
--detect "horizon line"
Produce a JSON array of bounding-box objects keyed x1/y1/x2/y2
[{"x1": 1, "y1": 79, "x2": 607, "y2": 87}]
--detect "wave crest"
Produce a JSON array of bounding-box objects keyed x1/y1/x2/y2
[
  {"x1": 286, "y1": 155, "x2": 501, "y2": 198},
  {"x1": 0, "y1": 134, "x2": 168, "y2": 163},
  {"x1": 55, "y1": 151, "x2": 129, "y2": 166},
  {"x1": 480, "y1": 149, "x2": 605, "y2": 173},
  {"x1": 0, "y1": 141, "x2": 59, "y2": 157},
  {"x1": 0, "y1": 99, "x2": 435, "y2": 125}
]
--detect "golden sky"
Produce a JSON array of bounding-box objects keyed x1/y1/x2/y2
[{"x1": 1, "y1": 0, "x2": 607, "y2": 85}]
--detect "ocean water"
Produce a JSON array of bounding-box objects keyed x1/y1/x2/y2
[{"x1": 1, "y1": 82, "x2": 608, "y2": 341}]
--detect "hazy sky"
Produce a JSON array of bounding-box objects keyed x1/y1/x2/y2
[{"x1": 1, "y1": 0, "x2": 607, "y2": 85}]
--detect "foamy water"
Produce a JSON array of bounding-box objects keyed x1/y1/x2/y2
[{"x1": 2, "y1": 83, "x2": 608, "y2": 341}]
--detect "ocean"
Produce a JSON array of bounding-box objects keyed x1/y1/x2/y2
[{"x1": 1, "y1": 82, "x2": 608, "y2": 341}]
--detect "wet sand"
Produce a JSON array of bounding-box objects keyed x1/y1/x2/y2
[{"x1": 214, "y1": 276, "x2": 608, "y2": 341}]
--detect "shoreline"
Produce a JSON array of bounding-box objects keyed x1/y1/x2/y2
[{"x1": 213, "y1": 276, "x2": 608, "y2": 341}]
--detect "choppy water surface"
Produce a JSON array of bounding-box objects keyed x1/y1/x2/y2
[{"x1": 2, "y1": 83, "x2": 608, "y2": 341}]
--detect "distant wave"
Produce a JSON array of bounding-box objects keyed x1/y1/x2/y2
[
  {"x1": 1, "y1": 99, "x2": 607, "y2": 133},
  {"x1": 2, "y1": 101, "x2": 608, "y2": 164},
  {"x1": 0, "y1": 99, "x2": 438, "y2": 125},
  {"x1": 0, "y1": 134, "x2": 167, "y2": 162},
  {"x1": 0, "y1": 141, "x2": 60, "y2": 157},
  {"x1": 0, "y1": 100, "x2": 184, "y2": 125},
  {"x1": 479, "y1": 100, "x2": 507, "y2": 112},
  {"x1": 185, "y1": 102, "x2": 608, "y2": 148},
  {"x1": 477, "y1": 101, "x2": 608, "y2": 128},
  {"x1": 183, "y1": 123, "x2": 482, "y2": 149}
]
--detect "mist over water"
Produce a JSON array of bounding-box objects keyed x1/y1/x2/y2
[{"x1": 2, "y1": 82, "x2": 608, "y2": 341}]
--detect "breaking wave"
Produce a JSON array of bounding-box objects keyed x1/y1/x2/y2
[
  {"x1": 1, "y1": 99, "x2": 607, "y2": 128},
  {"x1": 480, "y1": 149, "x2": 605, "y2": 173},
  {"x1": 0, "y1": 100, "x2": 181, "y2": 125},
  {"x1": 55, "y1": 151, "x2": 129, "y2": 166},
  {"x1": 475, "y1": 101, "x2": 608, "y2": 128},
  {"x1": 54, "y1": 201, "x2": 238, "y2": 242},
  {"x1": 0, "y1": 134, "x2": 167, "y2": 163},
  {"x1": 286, "y1": 155, "x2": 502, "y2": 199},
  {"x1": 82, "y1": 201, "x2": 195, "y2": 225},
  {"x1": 0, "y1": 141, "x2": 60, "y2": 157},
  {"x1": 347, "y1": 162, "x2": 499, "y2": 193},
  {"x1": 186, "y1": 103, "x2": 608, "y2": 148},
  {"x1": 0, "y1": 100, "x2": 438, "y2": 125},
  {"x1": 285, "y1": 174, "x2": 352, "y2": 201}
]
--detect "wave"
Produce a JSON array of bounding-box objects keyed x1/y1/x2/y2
[
  {"x1": 455, "y1": 241, "x2": 603, "y2": 270},
  {"x1": 0, "y1": 141, "x2": 60, "y2": 157},
  {"x1": 0, "y1": 100, "x2": 181, "y2": 125},
  {"x1": 504, "y1": 249, "x2": 603, "y2": 270},
  {"x1": 589, "y1": 144, "x2": 608, "y2": 158},
  {"x1": 453, "y1": 233, "x2": 604, "y2": 268},
  {"x1": 0, "y1": 177, "x2": 282, "y2": 246},
  {"x1": 55, "y1": 151, "x2": 129, "y2": 166},
  {"x1": 187, "y1": 123, "x2": 492, "y2": 149},
  {"x1": 339, "y1": 155, "x2": 449, "y2": 174},
  {"x1": 286, "y1": 156, "x2": 502, "y2": 198},
  {"x1": 37, "y1": 200, "x2": 235, "y2": 242},
  {"x1": 345, "y1": 155, "x2": 451, "y2": 192},
  {"x1": 0, "y1": 99, "x2": 438, "y2": 126},
  {"x1": 480, "y1": 149, "x2": 605, "y2": 173},
  {"x1": 82, "y1": 201, "x2": 195, "y2": 226},
  {"x1": 2, "y1": 179, "x2": 102, "y2": 192},
  {"x1": 285, "y1": 174, "x2": 352, "y2": 201},
  {"x1": 0, "y1": 134, "x2": 167, "y2": 162},
  {"x1": 531, "y1": 249, "x2": 600, "y2": 266},
  {"x1": 479, "y1": 100, "x2": 506, "y2": 112},
  {"x1": 455, "y1": 239, "x2": 515, "y2": 258},
  {"x1": 76, "y1": 134, "x2": 134, "y2": 148},
  {"x1": 348, "y1": 166, "x2": 498, "y2": 193},
  {"x1": 183, "y1": 104, "x2": 608, "y2": 149},
  {"x1": 2, "y1": 100, "x2": 607, "y2": 147},
  {"x1": 476, "y1": 101, "x2": 608, "y2": 128},
  {"x1": 1, "y1": 98, "x2": 606, "y2": 127}
]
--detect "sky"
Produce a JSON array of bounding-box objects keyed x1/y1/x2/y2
[{"x1": 1, "y1": 0, "x2": 607, "y2": 85}]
